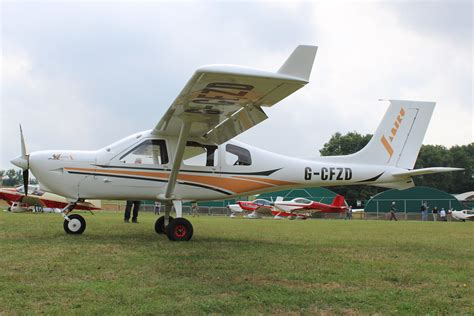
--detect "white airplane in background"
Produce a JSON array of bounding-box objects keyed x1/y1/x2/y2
[
  {"x1": 11, "y1": 45, "x2": 462, "y2": 241},
  {"x1": 452, "y1": 210, "x2": 474, "y2": 221}
]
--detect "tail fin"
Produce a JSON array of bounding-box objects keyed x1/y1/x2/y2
[
  {"x1": 344, "y1": 100, "x2": 435, "y2": 169},
  {"x1": 331, "y1": 194, "x2": 346, "y2": 207}
]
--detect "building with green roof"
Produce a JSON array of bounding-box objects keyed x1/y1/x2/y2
[{"x1": 365, "y1": 186, "x2": 462, "y2": 213}]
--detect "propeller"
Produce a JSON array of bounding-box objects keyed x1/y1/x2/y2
[
  {"x1": 23, "y1": 169, "x2": 29, "y2": 197},
  {"x1": 11, "y1": 125, "x2": 30, "y2": 196}
]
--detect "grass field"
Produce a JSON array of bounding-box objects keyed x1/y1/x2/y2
[{"x1": 0, "y1": 211, "x2": 472, "y2": 315}]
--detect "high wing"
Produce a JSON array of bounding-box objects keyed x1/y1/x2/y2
[
  {"x1": 152, "y1": 45, "x2": 317, "y2": 144},
  {"x1": 153, "y1": 45, "x2": 318, "y2": 201}
]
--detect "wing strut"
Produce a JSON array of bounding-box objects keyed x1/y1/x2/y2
[{"x1": 163, "y1": 120, "x2": 192, "y2": 200}]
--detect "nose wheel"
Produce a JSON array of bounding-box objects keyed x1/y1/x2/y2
[{"x1": 63, "y1": 214, "x2": 86, "y2": 234}]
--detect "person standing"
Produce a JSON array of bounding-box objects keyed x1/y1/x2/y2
[
  {"x1": 447, "y1": 208, "x2": 453, "y2": 221},
  {"x1": 440, "y1": 208, "x2": 447, "y2": 221},
  {"x1": 124, "y1": 200, "x2": 141, "y2": 223},
  {"x1": 154, "y1": 201, "x2": 161, "y2": 215},
  {"x1": 432, "y1": 206, "x2": 438, "y2": 221},
  {"x1": 345, "y1": 206, "x2": 353, "y2": 220},
  {"x1": 420, "y1": 202, "x2": 428, "y2": 221},
  {"x1": 389, "y1": 201, "x2": 398, "y2": 221},
  {"x1": 192, "y1": 203, "x2": 199, "y2": 217}
]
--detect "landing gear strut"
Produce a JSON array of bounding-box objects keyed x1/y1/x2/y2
[
  {"x1": 64, "y1": 214, "x2": 86, "y2": 234},
  {"x1": 61, "y1": 201, "x2": 86, "y2": 235}
]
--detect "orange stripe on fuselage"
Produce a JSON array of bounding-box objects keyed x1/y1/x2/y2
[
  {"x1": 231, "y1": 175, "x2": 296, "y2": 187},
  {"x1": 64, "y1": 167, "x2": 289, "y2": 194}
]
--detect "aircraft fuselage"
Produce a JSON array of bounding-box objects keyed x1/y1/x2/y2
[{"x1": 28, "y1": 130, "x2": 405, "y2": 202}]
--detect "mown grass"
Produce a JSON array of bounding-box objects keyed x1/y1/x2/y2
[{"x1": 0, "y1": 211, "x2": 472, "y2": 315}]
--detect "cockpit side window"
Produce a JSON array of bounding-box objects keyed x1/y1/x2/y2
[
  {"x1": 120, "y1": 139, "x2": 168, "y2": 165},
  {"x1": 225, "y1": 144, "x2": 251, "y2": 166},
  {"x1": 183, "y1": 142, "x2": 218, "y2": 167}
]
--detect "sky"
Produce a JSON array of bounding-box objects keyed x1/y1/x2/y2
[{"x1": 1, "y1": 0, "x2": 473, "y2": 170}]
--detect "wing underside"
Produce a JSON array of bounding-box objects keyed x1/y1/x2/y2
[
  {"x1": 153, "y1": 45, "x2": 318, "y2": 200},
  {"x1": 153, "y1": 45, "x2": 318, "y2": 145}
]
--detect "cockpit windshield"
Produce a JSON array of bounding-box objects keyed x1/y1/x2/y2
[
  {"x1": 294, "y1": 198, "x2": 312, "y2": 204},
  {"x1": 120, "y1": 139, "x2": 168, "y2": 165},
  {"x1": 253, "y1": 199, "x2": 272, "y2": 206}
]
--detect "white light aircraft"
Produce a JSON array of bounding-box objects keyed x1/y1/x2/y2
[
  {"x1": 11, "y1": 45, "x2": 462, "y2": 241},
  {"x1": 452, "y1": 210, "x2": 474, "y2": 221}
]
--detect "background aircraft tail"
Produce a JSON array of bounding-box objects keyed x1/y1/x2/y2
[
  {"x1": 331, "y1": 194, "x2": 346, "y2": 207},
  {"x1": 329, "y1": 100, "x2": 435, "y2": 169}
]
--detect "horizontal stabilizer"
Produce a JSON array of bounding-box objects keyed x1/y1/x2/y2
[{"x1": 392, "y1": 167, "x2": 464, "y2": 177}]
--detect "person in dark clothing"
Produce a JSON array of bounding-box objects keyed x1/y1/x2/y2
[
  {"x1": 389, "y1": 201, "x2": 398, "y2": 221},
  {"x1": 124, "y1": 200, "x2": 141, "y2": 223},
  {"x1": 432, "y1": 206, "x2": 438, "y2": 221}
]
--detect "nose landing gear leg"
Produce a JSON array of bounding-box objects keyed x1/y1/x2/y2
[{"x1": 61, "y1": 201, "x2": 86, "y2": 234}]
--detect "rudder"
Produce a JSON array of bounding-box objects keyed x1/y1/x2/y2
[
  {"x1": 331, "y1": 194, "x2": 346, "y2": 207},
  {"x1": 348, "y1": 100, "x2": 435, "y2": 169}
]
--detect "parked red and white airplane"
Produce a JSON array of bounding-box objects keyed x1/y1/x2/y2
[
  {"x1": 0, "y1": 185, "x2": 101, "y2": 213},
  {"x1": 228, "y1": 195, "x2": 347, "y2": 219},
  {"x1": 11, "y1": 45, "x2": 462, "y2": 241},
  {"x1": 227, "y1": 198, "x2": 274, "y2": 219},
  {"x1": 272, "y1": 195, "x2": 348, "y2": 219}
]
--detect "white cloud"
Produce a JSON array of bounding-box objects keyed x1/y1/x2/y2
[
  {"x1": 1, "y1": 50, "x2": 128, "y2": 168},
  {"x1": 237, "y1": 2, "x2": 472, "y2": 157}
]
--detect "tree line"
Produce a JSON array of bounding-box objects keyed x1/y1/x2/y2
[
  {"x1": 0, "y1": 169, "x2": 38, "y2": 187},
  {"x1": 319, "y1": 132, "x2": 473, "y2": 204}
]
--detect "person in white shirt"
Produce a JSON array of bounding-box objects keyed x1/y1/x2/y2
[{"x1": 440, "y1": 208, "x2": 447, "y2": 221}]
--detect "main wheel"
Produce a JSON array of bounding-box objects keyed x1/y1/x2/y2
[
  {"x1": 166, "y1": 218, "x2": 193, "y2": 241},
  {"x1": 154, "y1": 216, "x2": 174, "y2": 234},
  {"x1": 63, "y1": 214, "x2": 86, "y2": 234}
]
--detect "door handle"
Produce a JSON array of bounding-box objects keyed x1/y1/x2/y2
[{"x1": 103, "y1": 178, "x2": 112, "y2": 183}]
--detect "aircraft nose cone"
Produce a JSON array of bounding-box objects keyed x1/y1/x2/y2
[{"x1": 11, "y1": 155, "x2": 28, "y2": 169}]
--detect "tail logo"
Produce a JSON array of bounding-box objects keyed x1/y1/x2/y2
[{"x1": 381, "y1": 107, "x2": 405, "y2": 158}]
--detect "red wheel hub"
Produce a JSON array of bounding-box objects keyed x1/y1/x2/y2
[{"x1": 174, "y1": 225, "x2": 187, "y2": 238}]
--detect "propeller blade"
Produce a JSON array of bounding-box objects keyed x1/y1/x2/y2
[
  {"x1": 20, "y1": 124, "x2": 27, "y2": 158},
  {"x1": 23, "y1": 169, "x2": 29, "y2": 196}
]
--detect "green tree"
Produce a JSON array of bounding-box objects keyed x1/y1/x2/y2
[
  {"x1": 3, "y1": 169, "x2": 19, "y2": 187},
  {"x1": 415, "y1": 143, "x2": 473, "y2": 193},
  {"x1": 448, "y1": 143, "x2": 474, "y2": 193},
  {"x1": 319, "y1": 132, "x2": 372, "y2": 156}
]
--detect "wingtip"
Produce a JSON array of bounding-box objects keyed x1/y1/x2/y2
[{"x1": 278, "y1": 45, "x2": 318, "y2": 82}]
